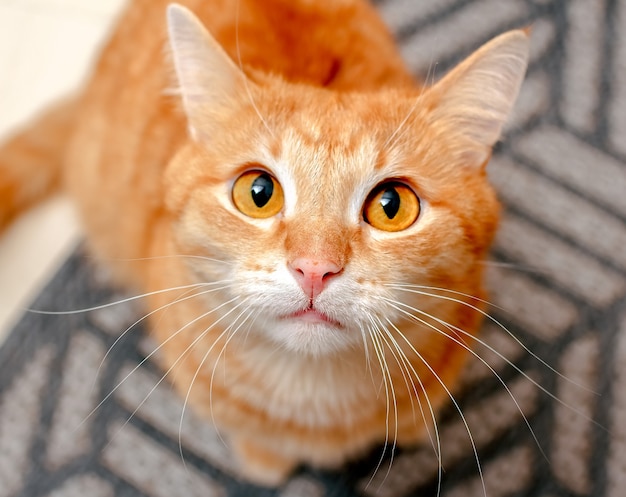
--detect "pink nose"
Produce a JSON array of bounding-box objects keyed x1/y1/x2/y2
[{"x1": 289, "y1": 258, "x2": 342, "y2": 299}]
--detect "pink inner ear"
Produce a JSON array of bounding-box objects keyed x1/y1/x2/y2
[
  {"x1": 167, "y1": 3, "x2": 247, "y2": 137},
  {"x1": 427, "y1": 29, "x2": 529, "y2": 155},
  {"x1": 288, "y1": 257, "x2": 343, "y2": 299}
]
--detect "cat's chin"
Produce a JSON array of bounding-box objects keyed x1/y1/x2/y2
[{"x1": 265, "y1": 315, "x2": 358, "y2": 356}]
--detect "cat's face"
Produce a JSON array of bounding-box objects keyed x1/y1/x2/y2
[
  {"x1": 165, "y1": 84, "x2": 499, "y2": 355},
  {"x1": 163, "y1": 6, "x2": 527, "y2": 356}
]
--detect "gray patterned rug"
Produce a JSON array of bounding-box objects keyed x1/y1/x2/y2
[{"x1": 2, "y1": 0, "x2": 626, "y2": 496}]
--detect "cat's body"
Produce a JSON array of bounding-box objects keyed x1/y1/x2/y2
[{"x1": 0, "y1": 0, "x2": 528, "y2": 485}]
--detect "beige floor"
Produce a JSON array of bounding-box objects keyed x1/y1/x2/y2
[{"x1": 0, "y1": 0, "x2": 126, "y2": 341}]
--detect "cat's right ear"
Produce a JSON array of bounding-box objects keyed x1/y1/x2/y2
[
  {"x1": 426, "y1": 29, "x2": 529, "y2": 167},
  {"x1": 166, "y1": 4, "x2": 247, "y2": 139}
]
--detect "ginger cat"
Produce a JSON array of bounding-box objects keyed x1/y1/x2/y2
[{"x1": 0, "y1": 0, "x2": 529, "y2": 486}]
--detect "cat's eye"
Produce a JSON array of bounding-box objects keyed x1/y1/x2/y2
[
  {"x1": 363, "y1": 182, "x2": 420, "y2": 232},
  {"x1": 232, "y1": 170, "x2": 284, "y2": 218}
]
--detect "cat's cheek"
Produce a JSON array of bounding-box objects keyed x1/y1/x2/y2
[{"x1": 171, "y1": 190, "x2": 278, "y2": 260}]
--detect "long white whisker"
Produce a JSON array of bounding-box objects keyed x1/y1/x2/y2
[
  {"x1": 386, "y1": 283, "x2": 506, "y2": 312},
  {"x1": 363, "y1": 319, "x2": 396, "y2": 490},
  {"x1": 27, "y1": 282, "x2": 214, "y2": 315},
  {"x1": 369, "y1": 318, "x2": 400, "y2": 486},
  {"x1": 370, "y1": 314, "x2": 442, "y2": 492},
  {"x1": 374, "y1": 315, "x2": 443, "y2": 462},
  {"x1": 92, "y1": 253, "x2": 234, "y2": 266},
  {"x1": 211, "y1": 306, "x2": 255, "y2": 393},
  {"x1": 373, "y1": 317, "x2": 421, "y2": 429},
  {"x1": 384, "y1": 297, "x2": 550, "y2": 462},
  {"x1": 234, "y1": 0, "x2": 274, "y2": 137},
  {"x1": 379, "y1": 303, "x2": 487, "y2": 497},
  {"x1": 382, "y1": 98, "x2": 421, "y2": 151},
  {"x1": 96, "y1": 281, "x2": 235, "y2": 380},
  {"x1": 360, "y1": 325, "x2": 377, "y2": 388},
  {"x1": 178, "y1": 300, "x2": 254, "y2": 468},
  {"x1": 80, "y1": 295, "x2": 241, "y2": 428},
  {"x1": 479, "y1": 260, "x2": 544, "y2": 274},
  {"x1": 382, "y1": 317, "x2": 444, "y2": 497},
  {"x1": 382, "y1": 56, "x2": 437, "y2": 151},
  {"x1": 239, "y1": 307, "x2": 261, "y2": 346},
  {"x1": 387, "y1": 284, "x2": 597, "y2": 395},
  {"x1": 208, "y1": 306, "x2": 256, "y2": 444},
  {"x1": 103, "y1": 297, "x2": 247, "y2": 454},
  {"x1": 389, "y1": 292, "x2": 608, "y2": 442}
]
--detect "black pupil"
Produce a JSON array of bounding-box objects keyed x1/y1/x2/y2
[
  {"x1": 380, "y1": 187, "x2": 400, "y2": 219},
  {"x1": 251, "y1": 173, "x2": 274, "y2": 208}
]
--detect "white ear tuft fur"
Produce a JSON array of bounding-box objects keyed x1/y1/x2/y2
[
  {"x1": 429, "y1": 29, "x2": 530, "y2": 165},
  {"x1": 166, "y1": 3, "x2": 246, "y2": 138}
]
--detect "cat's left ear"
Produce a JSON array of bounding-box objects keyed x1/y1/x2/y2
[
  {"x1": 427, "y1": 29, "x2": 530, "y2": 166},
  {"x1": 167, "y1": 4, "x2": 248, "y2": 139}
]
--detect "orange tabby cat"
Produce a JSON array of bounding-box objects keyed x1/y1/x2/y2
[{"x1": 0, "y1": 0, "x2": 529, "y2": 485}]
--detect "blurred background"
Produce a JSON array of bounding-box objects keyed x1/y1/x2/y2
[{"x1": 0, "y1": 0, "x2": 126, "y2": 339}]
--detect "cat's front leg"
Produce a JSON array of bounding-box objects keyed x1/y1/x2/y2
[{"x1": 230, "y1": 436, "x2": 298, "y2": 486}]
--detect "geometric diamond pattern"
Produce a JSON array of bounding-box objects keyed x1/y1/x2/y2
[{"x1": 1, "y1": 0, "x2": 625, "y2": 495}]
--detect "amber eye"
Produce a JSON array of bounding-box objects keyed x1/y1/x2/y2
[
  {"x1": 363, "y1": 182, "x2": 420, "y2": 232},
  {"x1": 232, "y1": 170, "x2": 284, "y2": 218}
]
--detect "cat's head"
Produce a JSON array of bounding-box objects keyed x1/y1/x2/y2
[{"x1": 163, "y1": 5, "x2": 529, "y2": 356}]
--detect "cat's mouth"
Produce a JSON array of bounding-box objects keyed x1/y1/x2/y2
[{"x1": 283, "y1": 307, "x2": 342, "y2": 327}]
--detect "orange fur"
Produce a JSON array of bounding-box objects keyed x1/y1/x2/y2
[
  {"x1": 0, "y1": 99, "x2": 76, "y2": 230},
  {"x1": 0, "y1": 0, "x2": 529, "y2": 485}
]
